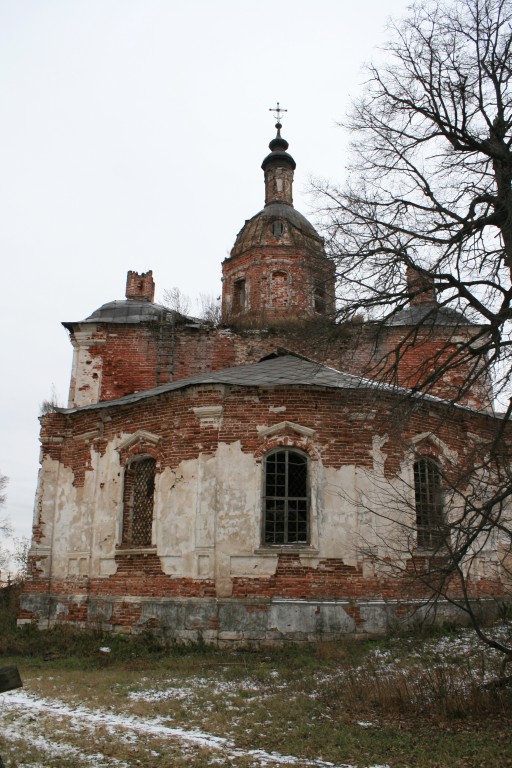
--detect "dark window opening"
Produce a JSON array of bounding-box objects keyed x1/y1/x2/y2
[
  {"x1": 122, "y1": 457, "x2": 156, "y2": 547},
  {"x1": 314, "y1": 281, "x2": 327, "y2": 313},
  {"x1": 233, "y1": 279, "x2": 246, "y2": 314},
  {"x1": 264, "y1": 450, "x2": 309, "y2": 545},
  {"x1": 270, "y1": 220, "x2": 285, "y2": 239},
  {"x1": 414, "y1": 458, "x2": 444, "y2": 550}
]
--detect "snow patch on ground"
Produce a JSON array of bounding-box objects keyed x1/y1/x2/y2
[
  {"x1": 1, "y1": 721, "x2": 130, "y2": 767},
  {"x1": 127, "y1": 675, "x2": 266, "y2": 702},
  {"x1": 0, "y1": 689, "x2": 389, "y2": 768}
]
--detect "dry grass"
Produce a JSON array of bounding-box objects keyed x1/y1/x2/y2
[
  {"x1": 327, "y1": 639, "x2": 511, "y2": 722},
  {"x1": 1, "y1": 619, "x2": 512, "y2": 766}
]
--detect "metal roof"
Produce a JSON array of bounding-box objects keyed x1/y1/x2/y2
[
  {"x1": 59, "y1": 352, "x2": 398, "y2": 414},
  {"x1": 57, "y1": 351, "x2": 499, "y2": 419},
  {"x1": 62, "y1": 301, "x2": 202, "y2": 329},
  {"x1": 230, "y1": 202, "x2": 323, "y2": 254},
  {"x1": 385, "y1": 303, "x2": 473, "y2": 327}
]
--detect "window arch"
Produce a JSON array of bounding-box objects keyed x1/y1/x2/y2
[
  {"x1": 122, "y1": 456, "x2": 156, "y2": 547},
  {"x1": 263, "y1": 449, "x2": 309, "y2": 545},
  {"x1": 414, "y1": 458, "x2": 444, "y2": 550}
]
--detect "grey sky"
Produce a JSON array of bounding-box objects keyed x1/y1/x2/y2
[{"x1": 0, "y1": 0, "x2": 412, "y2": 544}]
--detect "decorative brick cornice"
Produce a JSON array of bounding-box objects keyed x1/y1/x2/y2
[
  {"x1": 116, "y1": 430, "x2": 162, "y2": 466},
  {"x1": 257, "y1": 420, "x2": 316, "y2": 439},
  {"x1": 408, "y1": 431, "x2": 458, "y2": 464}
]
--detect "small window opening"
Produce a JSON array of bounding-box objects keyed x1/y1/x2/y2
[
  {"x1": 270, "y1": 220, "x2": 285, "y2": 239},
  {"x1": 414, "y1": 458, "x2": 444, "y2": 550},
  {"x1": 264, "y1": 450, "x2": 309, "y2": 545},
  {"x1": 122, "y1": 457, "x2": 156, "y2": 547},
  {"x1": 314, "y1": 281, "x2": 327, "y2": 313},
  {"x1": 233, "y1": 279, "x2": 246, "y2": 314}
]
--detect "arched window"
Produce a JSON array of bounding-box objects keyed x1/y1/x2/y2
[
  {"x1": 414, "y1": 458, "x2": 444, "y2": 550},
  {"x1": 263, "y1": 449, "x2": 309, "y2": 545},
  {"x1": 122, "y1": 456, "x2": 156, "y2": 547}
]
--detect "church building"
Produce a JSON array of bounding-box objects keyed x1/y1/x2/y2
[{"x1": 19, "y1": 119, "x2": 510, "y2": 643}]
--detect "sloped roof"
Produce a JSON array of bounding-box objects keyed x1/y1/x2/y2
[
  {"x1": 58, "y1": 351, "x2": 497, "y2": 418},
  {"x1": 59, "y1": 352, "x2": 398, "y2": 414},
  {"x1": 385, "y1": 303, "x2": 473, "y2": 327}
]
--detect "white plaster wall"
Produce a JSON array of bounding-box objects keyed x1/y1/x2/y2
[
  {"x1": 68, "y1": 328, "x2": 104, "y2": 407},
  {"x1": 30, "y1": 455, "x2": 69, "y2": 578},
  {"x1": 88, "y1": 443, "x2": 123, "y2": 575},
  {"x1": 33, "y1": 430, "x2": 508, "y2": 592},
  {"x1": 212, "y1": 441, "x2": 261, "y2": 595},
  {"x1": 156, "y1": 461, "x2": 199, "y2": 575}
]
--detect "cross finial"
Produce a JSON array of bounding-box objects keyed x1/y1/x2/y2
[{"x1": 269, "y1": 102, "x2": 287, "y2": 123}]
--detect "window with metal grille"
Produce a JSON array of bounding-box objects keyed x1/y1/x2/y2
[
  {"x1": 122, "y1": 457, "x2": 155, "y2": 547},
  {"x1": 414, "y1": 458, "x2": 444, "y2": 550},
  {"x1": 263, "y1": 450, "x2": 309, "y2": 545}
]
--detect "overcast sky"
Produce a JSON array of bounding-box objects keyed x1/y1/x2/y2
[{"x1": 0, "y1": 0, "x2": 413, "y2": 549}]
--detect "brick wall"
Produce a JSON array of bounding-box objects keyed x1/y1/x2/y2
[
  {"x1": 65, "y1": 314, "x2": 492, "y2": 411},
  {"x1": 30, "y1": 381, "x2": 506, "y2": 610}
]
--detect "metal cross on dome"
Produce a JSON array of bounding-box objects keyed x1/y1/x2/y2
[{"x1": 269, "y1": 102, "x2": 287, "y2": 123}]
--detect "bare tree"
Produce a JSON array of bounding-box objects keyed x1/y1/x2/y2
[
  {"x1": 0, "y1": 472, "x2": 11, "y2": 576},
  {"x1": 162, "y1": 287, "x2": 221, "y2": 325},
  {"x1": 314, "y1": 0, "x2": 512, "y2": 656},
  {"x1": 11, "y1": 537, "x2": 30, "y2": 583},
  {"x1": 40, "y1": 383, "x2": 62, "y2": 416},
  {"x1": 315, "y1": 0, "x2": 512, "y2": 406},
  {"x1": 161, "y1": 287, "x2": 192, "y2": 316},
  {"x1": 197, "y1": 293, "x2": 222, "y2": 325}
]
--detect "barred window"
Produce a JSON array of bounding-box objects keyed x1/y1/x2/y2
[
  {"x1": 122, "y1": 457, "x2": 156, "y2": 547},
  {"x1": 414, "y1": 458, "x2": 444, "y2": 550},
  {"x1": 263, "y1": 449, "x2": 309, "y2": 545}
]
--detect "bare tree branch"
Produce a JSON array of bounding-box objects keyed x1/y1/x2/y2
[{"x1": 314, "y1": 0, "x2": 512, "y2": 660}]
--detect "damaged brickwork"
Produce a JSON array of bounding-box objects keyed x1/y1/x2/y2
[{"x1": 20, "y1": 123, "x2": 510, "y2": 642}]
